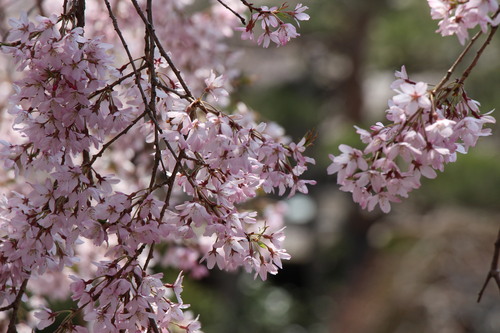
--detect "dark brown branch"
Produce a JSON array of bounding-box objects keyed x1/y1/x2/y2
[
  {"x1": 90, "y1": 244, "x2": 147, "y2": 300},
  {"x1": 103, "y1": 0, "x2": 188, "y2": 219},
  {"x1": 156, "y1": 81, "x2": 189, "y2": 99},
  {"x1": 6, "y1": 278, "x2": 29, "y2": 333},
  {"x1": 74, "y1": 0, "x2": 85, "y2": 28},
  {"x1": 143, "y1": 242, "x2": 155, "y2": 270},
  {"x1": 102, "y1": 0, "x2": 164, "y2": 177},
  {"x1": 145, "y1": 0, "x2": 165, "y2": 189},
  {"x1": 160, "y1": 158, "x2": 182, "y2": 219},
  {"x1": 240, "y1": 0, "x2": 260, "y2": 12},
  {"x1": 478, "y1": 227, "x2": 500, "y2": 302}
]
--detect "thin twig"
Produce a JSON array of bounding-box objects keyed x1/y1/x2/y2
[
  {"x1": 104, "y1": 0, "x2": 192, "y2": 226},
  {"x1": 89, "y1": 63, "x2": 148, "y2": 99},
  {"x1": 103, "y1": 0, "x2": 157, "y2": 118},
  {"x1": 433, "y1": 8, "x2": 500, "y2": 93},
  {"x1": 240, "y1": 0, "x2": 260, "y2": 12},
  {"x1": 108, "y1": 0, "x2": 202, "y2": 194},
  {"x1": 102, "y1": 0, "x2": 165, "y2": 180},
  {"x1": 129, "y1": 0, "x2": 195, "y2": 99},
  {"x1": 478, "y1": 227, "x2": 500, "y2": 302},
  {"x1": 89, "y1": 244, "x2": 147, "y2": 301},
  {"x1": 217, "y1": 0, "x2": 246, "y2": 25},
  {"x1": 432, "y1": 31, "x2": 482, "y2": 93},
  {"x1": 89, "y1": 110, "x2": 147, "y2": 166},
  {"x1": 156, "y1": 81, "x2": 188, "y2": 99},
  {"x1": 145, "y1": 0, "x2": 166, "y2": 189},
  {"x1": 458, "y1": 21, "x2": 499, "y2": 85}
]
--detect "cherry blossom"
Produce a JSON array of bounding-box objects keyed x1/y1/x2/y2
[
  {"x1": 237, "y1": 2, "x2": 310, "y2": 47},
  {"x1": 0, "y1": 1, "x2": 315, "y2": 331},
  {"x1": 428, "y1": 0, "x2": 500, "y2": 44},
  {"x1": 0, "y1": 0, "x2": 498, "y2": 331},
  {"x1": 328, "y1": 67, "x2": 495, "y2": 213}
]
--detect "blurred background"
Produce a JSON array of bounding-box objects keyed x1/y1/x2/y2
[
  {"x1": 183, "y1": 0, "x2": 500, "y2": 332},
  {"x1": 2, "y1": 0, "x2": 500, "y2": 332}
]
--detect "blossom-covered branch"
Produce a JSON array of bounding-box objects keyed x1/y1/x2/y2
[
  {"x1": 0, "y1": 0, "x2": 315, "y2": 331},
  {"x1": 327, "y1": 0, "x2": 498, "y2": 213}
]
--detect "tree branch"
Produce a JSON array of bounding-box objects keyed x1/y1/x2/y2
[
  {"x1": 432, "y1": 30, "x2": 482, "y2": 94},
  {"x1": 129, "y1": 0, "x2": 195, "y2": 100},
  {"x1": 478, "y1": 226, "x2": 500, "y2": 302},
  {"x1": 88, "y1": 110, "x2": 147, "y2": 166},
  {"x1": 433, "y1": 8, "x2": 500, "y2": 93},
  {"x1": 6, "y1": 278, "x2": 29, "y2": 333},
  {"x1": 458, "y1": 17, "x2": 499, "y2": 85}
]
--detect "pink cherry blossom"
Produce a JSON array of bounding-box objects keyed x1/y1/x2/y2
[
  {"x1": 393, "y1": 82, "x2": 432, "y2": 115},
  {"x1": 237, "y1": 2, "x2": 309, "y2": 47},
  {"x1": 327, "y1": 67, "x2": 495, "y2": 213},
  {"x1": 0, "y1": 3, "x2": 315, "y2": 331},
  {"x1": 428, "y1": 0, "x2": 500, "y2": 44}
]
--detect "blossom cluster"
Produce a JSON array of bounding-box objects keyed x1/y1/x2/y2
[
  {"x1": 162, "y1": 103, "x2": 315, "y2": 279},
  {"x1": 0, "y1": 1, "x2": 315, "y2": 331},
  {"x1": 237, "y1": 2, "x2": 310, "y2": 48},
  {"x1": 327, "y1": 67, "x2": 495, "y2": 213},
  {"x1": 428, "y1": 0, "x2": 500, "y2": 44}
]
